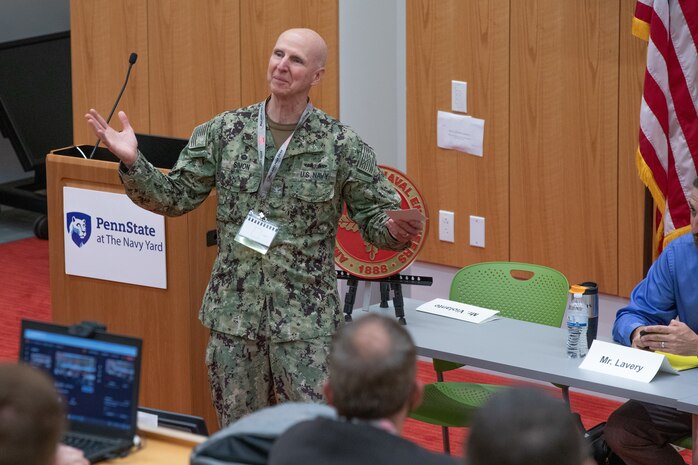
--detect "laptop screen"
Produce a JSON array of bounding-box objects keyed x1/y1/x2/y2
[{"x1": 19, "y1": 320, "x2": 142, "y2": 439}]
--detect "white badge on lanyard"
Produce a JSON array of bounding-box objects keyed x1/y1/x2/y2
[
  {"x1": 235, "y1": 210, "x2": 279, "y2": 254},
  {"x1": 234, "y1": 99, "x2": 313, "y2": 254}
]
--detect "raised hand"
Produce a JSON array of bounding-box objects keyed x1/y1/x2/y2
[{"x1": 85, "y1": 109, "x2": 139, "y2": 167}]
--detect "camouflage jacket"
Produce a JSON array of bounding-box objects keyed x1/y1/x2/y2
[{"x1": 120, "y1": 102, "x2": 405, "y2": 341}]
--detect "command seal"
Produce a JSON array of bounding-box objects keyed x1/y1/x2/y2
[{"x1": 334, "y1": 166, "x2": 428, "y2": 279}]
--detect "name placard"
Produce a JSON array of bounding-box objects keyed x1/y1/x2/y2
[
  {"x1": 579, "y1": 340, "x2": 678, "y2": 383},
  {"x1": 416, "y1": 298, "x2": 499, "y2": 324}
]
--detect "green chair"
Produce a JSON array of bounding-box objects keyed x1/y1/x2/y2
[
  {"x1": 673, "y1": 436, "x2": 692, "y2": 450},
  {"x1": 409, "y1": 261, "x2": 570, "y2": 454}
]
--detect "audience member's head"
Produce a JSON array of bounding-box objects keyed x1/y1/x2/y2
[
  {"x1": 0, "y1": 362, "x2": 65, "y2": 465},
  {"x1": 325, "y1": 314, "x2": 421, "y2": 423},
  {"x1": 465, "y1": 387, "x2": 592, "y2": 465}
]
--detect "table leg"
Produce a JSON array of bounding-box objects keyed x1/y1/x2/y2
[{"x1": 693, "y1": 413, "x2": 697, "y2": 465}]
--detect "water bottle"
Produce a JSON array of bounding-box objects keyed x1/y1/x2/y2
[{"x1": 567, "y1": 289, "x2": 589, "y2": 358}]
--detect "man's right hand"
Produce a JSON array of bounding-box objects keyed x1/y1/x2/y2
[
  {"x1": 85, "y1": 109, "x2": 139, "y2": 167},
  {"x1": 53, "y1": 444, "x2": 88, "y2": 465},
  {"x1": 630, "y1": 326, "x2": 650, "y2": 349}
]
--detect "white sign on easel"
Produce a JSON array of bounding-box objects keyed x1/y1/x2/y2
[
  {"x1": 579, "y1": 340, "x2": 678, "y2": 383},
  {"x1": 63, "y1": 187, "x2": 167, "y2": 289}
]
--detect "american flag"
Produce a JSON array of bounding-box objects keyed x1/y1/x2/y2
[{"x1": 634, "y1": 0, "x2": 698, "y2": 255}]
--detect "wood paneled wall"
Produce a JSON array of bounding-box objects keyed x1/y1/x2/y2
[
  {"x1": 407, "y1": 0, "x2": 511, "y2": 265},
  {"x1": 71, "y1": 0, "x2": 150, "y2": 143},
  {"x1": 71, "y1": 0, "x2": 339, "y2": 143},
  {"x1": 71, "y1": 0, "x2": 646, "y2": 299},
  {"x1": 618, "y1": 0, "x2": 648, "y2": 297},
  {"x1": 407, "y1": 0, "x2": 646, "y2": 297},
  {"x1": 147, "y1": 0, "x2": 241, "y2": 138},
  {"x1": 509, "y1": 1, "x2": 619, "y2": 291}
]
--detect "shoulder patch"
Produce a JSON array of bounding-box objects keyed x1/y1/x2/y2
[
  {"x1": 189, "y1": 121, "x2": 212, "y2": 149},
  {"x1": 357, "y1": 144, "x2": 377, "y2": 176}
]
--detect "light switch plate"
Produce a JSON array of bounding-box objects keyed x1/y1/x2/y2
[
  {"x1": 470, "y1": 215, "x2": 485, "y2": 247},
  {"x1": 451, "y1": 80, "x2": 467, "y2": 113}
]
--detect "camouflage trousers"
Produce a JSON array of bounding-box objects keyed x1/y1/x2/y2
[{"x1": 205, "y1": 329, "x2": 331, "y2": 427}]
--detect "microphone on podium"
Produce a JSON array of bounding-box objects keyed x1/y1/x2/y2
[{"x1": 88, "y1": 52, "x2": 138, "y2": 159}]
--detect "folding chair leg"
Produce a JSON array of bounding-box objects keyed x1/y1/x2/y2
[{"x1": 442, "y1": 426, "x2": 451, "y2": 454}]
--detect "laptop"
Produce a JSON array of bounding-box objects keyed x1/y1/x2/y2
[{"x1": 19, "y1": 320, "x2": 142, "y2": 463}]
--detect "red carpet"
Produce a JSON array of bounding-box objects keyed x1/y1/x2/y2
[
  {"x1": 0, "y1": 237, "x2": 689, "y2": 461},
  {"x1": 0, "y1": 238, "x2": 51, "y2": 361}
]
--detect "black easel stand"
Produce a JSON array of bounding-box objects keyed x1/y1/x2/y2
[{"x1": 336, "y1": 270, "x2": 433, "y2": 325}]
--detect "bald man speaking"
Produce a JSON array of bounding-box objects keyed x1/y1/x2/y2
[{"x1": 85, "y1": 28, "x2": 422, "y2": 426}]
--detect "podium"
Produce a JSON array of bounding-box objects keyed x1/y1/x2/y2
[{"x1": 46, "y1": 141, "x2": 220, "y2": 432}]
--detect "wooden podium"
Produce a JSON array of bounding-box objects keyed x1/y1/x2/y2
[{"x1": 46, "y1": 146, "x2": 220, "y2": 432}]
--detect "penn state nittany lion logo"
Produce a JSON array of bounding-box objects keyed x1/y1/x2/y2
[{"x1": 66, "y1": 212, "x2": 91, "y2": 248}]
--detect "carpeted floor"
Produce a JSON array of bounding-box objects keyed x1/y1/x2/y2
[
  {"x1": 0, "y1": 237, "x2": 51, "y2": 361},
  {"x1": 402, "y1": 360, "x2": 624, "y2": 456},
  {"x1": 0, "y1": 237, "x2": 689, "y2": 461}
]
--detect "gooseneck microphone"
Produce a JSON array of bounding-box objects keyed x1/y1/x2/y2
[{"x1": 89, "y1": 52, "x2": 138, "y2": 159}]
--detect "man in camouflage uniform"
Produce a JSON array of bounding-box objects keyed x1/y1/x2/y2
[{"x1": 85, "y1": 28, "x2": 423, "y2": 426}]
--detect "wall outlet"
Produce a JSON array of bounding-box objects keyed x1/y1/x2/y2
[
  {"x1": 439, "y1": 210, "x2": 455, "y2": 242},
  {"x1": 470, "y1": 215, "x2": 485, "y2": 247}
]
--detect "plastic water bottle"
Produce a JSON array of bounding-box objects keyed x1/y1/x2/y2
[{"x1": 567, "y1": 292, "x2": 588, "y2": 358}]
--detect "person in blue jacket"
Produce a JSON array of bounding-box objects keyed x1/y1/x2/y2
[{"x1": 605, "y1": 176, "x2": 698, "y2": 465}]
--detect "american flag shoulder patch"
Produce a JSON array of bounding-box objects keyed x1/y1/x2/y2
[
  {"x1": 188, "y1": 121, "x2": 211, "y2": 149},
  {"x1": 357, "y1": 144, "x2": 376, "y2": 176}
]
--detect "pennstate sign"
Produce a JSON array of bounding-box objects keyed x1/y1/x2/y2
[
  {"x1": 63, "y1": 187, "x2": 167, "y2": 288},
  {"x1": 334, "y1": 166, "x2": 428, "y2": 279}
]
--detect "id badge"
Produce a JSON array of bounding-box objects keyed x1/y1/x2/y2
[{"x1": 234, "y1": 210, "x2": 279, "y2": 254}]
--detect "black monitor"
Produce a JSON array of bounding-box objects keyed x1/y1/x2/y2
[
  {"x1": 138, "y1": 406, "x2": 209, "y2": 436},
  {"x1": 0, "y1": 31, "x2": 72, "y2": 172},
  {"x1": 52, "y1": 133, "x2": 188, "y2": 170},
  {"x1": 0, "y1": 31, "x2": 72, "y2": 229}
]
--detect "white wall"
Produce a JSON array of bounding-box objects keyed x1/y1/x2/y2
[
  {"x1": 339, "y1": 0, "x2": 406, "y2": 172},
  {"x1": 337, "y1": 0, "x2": 407, "y2": 304},
  {"x1": 0, "y1": 0, "x2": 69, "y2": 42}
]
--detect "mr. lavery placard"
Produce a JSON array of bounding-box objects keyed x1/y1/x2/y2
[
  {"x1": 579, "y1": 340, "x2": 678, "y2": 383},
  {"x1": 63, "y1": 186, "x2": 167, "y2": 288}
]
